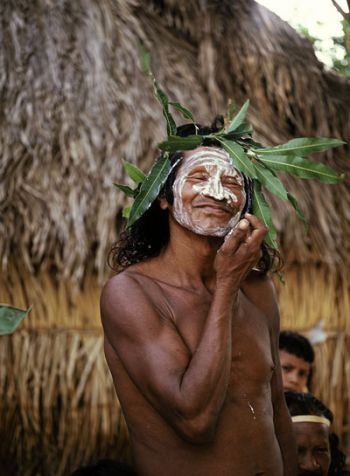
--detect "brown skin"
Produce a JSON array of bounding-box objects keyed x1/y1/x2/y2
[
  {"x1": 279, "y1": 351, "x2": 312, "y2": 393},
  {"x1": 101, "y1": 151, "x2": 297, "y2": 476},
  {"x1": 293, "y1": 422, "x2": 331, "y2": 475}
]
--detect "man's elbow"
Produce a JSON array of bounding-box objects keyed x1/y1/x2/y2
[{"x1": 175, "y1": 413, "x2": 217, "y2": 444}]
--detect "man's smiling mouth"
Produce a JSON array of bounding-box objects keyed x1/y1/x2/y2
[{"x1": 194, "y1": 200, "x2": 235, "y2": 214}]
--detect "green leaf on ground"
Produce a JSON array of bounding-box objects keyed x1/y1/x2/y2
[
  {"x1": 0, "y1": 305, "x2": 31, "y2": 335},
  {"x1": 128, "y1": 154, "x2": 172, "y2": 227}
]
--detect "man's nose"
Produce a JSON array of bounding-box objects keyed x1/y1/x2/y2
[
  {"x1": 300, "y1": 451, "x2": 320, "y2": 472},
  {"x1": 205, "y1": 177, "x2": 225, "y2": 200}
]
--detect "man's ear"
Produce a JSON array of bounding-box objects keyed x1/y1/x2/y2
[{"x1": 158, "y1": 196, "x2": 169, "y2": 210}]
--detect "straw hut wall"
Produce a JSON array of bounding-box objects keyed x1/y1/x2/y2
[{"x1": 0, "y1": 0, "x2": 349, "y2": 474}]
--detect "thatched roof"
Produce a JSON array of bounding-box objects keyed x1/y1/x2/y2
[
  {"x1": 1, "y1": 2, "x2": 350, "y2": 473},
  {"x1": 1, "y1": 0, "x2": 349, "y2": 284}
]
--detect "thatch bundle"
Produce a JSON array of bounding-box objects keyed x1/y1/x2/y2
[{"x1": 1, "y1": 0, "x2": 349, "y2": 474}]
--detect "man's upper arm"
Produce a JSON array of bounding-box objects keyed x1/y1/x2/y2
[
  {"x1": 100, "y1": 273, "x2": 191, "y2": 418},
  {"x1": 243, "y1": 275, "x2": 283, "y2": 399}
]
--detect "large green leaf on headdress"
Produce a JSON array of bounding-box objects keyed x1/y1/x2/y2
[
  {"x1": 226, "y1": 99, "x2": 250, "y2": 133},
  {"x1": 158, "y1": 134, "x2": 203, "y2": 152},
  {"x1": 127, "y1": 154, "x2": 172, "y2": 227},
  {"x1": 224, "y1": 122, "x2": 253, "y2": 138},
  {"x1": 215, "y1": 138, "x2": 258, "y2": 179},
  {"x1": 256, "y1": 154, "x2": 343, "y2": 183},
  {"x1": 0, "y1": 304, "x2": 31, "y2": 335},
  {"x1": 252, "y1": 181, "x2": 278, "y2": 249},
  {"x1": 253, "y1": 137, "x2": 345, "y2": 156},
  {"x1": 254, "y1": 162, "x2": 288, "y2": 200}
]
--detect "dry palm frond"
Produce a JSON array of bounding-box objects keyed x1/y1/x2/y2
[
  {"x1": 275, "y1": 265, "x2": 350, "y2": 330},
  {"x1": 0, "y1": 0, "x2": 349, "y2": 286},
  {"x1": 0, "y1": 330, "x2": 131, "y2": 476}
]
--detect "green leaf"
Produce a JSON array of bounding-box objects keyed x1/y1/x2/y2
[
  {"x1": 122, "y1": 206, "x2": 131, "y2": 219},
  {"x1": 226, "y1": 100, "x2": 250, "y2": 133},
  {"x1": 0, "y1": 304, "x2": 31, "y2": 335},
  {"x1": 287, "y1": 192, "x2": 309, "y2": 232},
  {"x1": 153, "y1": 78, "x2": 177, "y2": 136},
  {"x1": 122, "y1": 160, "x2": 145, "y2": 184},
  {"x1": 114, "y1": 183, "x2": 136, "y2": 198},
  {"x1": 128, "y1": 154, "x2": 172, "y2": 226},
  {"x1": 224, "y1": 122, "x2": 253, "y2": 138},
  {"x1": 139, "y1": 45, "x2": 152, "y2": 76},
  {"x1": 169, "y1": 102, "x2": 196, "y2": 123},
  {"x1": 252, "y1": 182, "x2": 278, "y2": 249},
  {"x1": 256, "y1": 154, "x2": 342, "y2": 184},
  {"x1": 254, "y1": 162, "x2": 288, "y2": 200},
  {"x1": 158, "y1": 134, "x2": 203, "y2": 152},
  {"x1": 215, "y1": 138, "x2": 257, "y2": 179},
  {"x1": 253, "y1": 137, "x2": 345, "y2": 156}
]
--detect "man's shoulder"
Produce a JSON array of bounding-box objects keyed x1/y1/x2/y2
[
  {"x1": 100, "y1": 264, "x2": 165, "y2": 325},
  {"x1": 242, "y1": 272, "x2": 279, "y2": 323}
]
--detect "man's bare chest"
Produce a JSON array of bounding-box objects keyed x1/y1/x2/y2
[{"x1": 157, "y1": 284, "x2": 275, "y2": 384}]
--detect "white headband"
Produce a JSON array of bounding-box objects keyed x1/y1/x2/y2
[{"x1": 292, "y1": 415, "x2": 331, "y2": 427}]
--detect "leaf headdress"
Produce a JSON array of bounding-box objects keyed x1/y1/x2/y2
[{"x1": 115, "y1": 50, "x2": 345, "y2": 249}]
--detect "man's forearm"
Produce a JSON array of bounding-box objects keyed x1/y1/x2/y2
[{"x1": 177, "y1": 287, "x2": 238, "y2": 420}]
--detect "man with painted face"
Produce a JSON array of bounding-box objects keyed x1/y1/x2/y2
[{"x1": 101, "y1": 121, "x2": 297, "y2": 476}]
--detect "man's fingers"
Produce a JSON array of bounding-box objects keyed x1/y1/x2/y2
[
  {"x1": 220, "y1": 219, "x2": 250, "y2": 253},
  {"x1": 244, "y1": 213, "x2": 267, "y2": 232},
  {"x1": 238, "y1": 218, "x2": 250, "y2": 231}
]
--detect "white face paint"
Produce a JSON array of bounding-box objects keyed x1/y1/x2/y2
[{"x1": 172, "y1": 147, "x2": 246, "y2": 236}]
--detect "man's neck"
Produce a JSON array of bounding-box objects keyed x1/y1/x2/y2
[{"x1": 159, "y1": 217, "x2": 223, "y2": 288}]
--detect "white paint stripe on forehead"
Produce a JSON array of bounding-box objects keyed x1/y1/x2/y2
[
  {"x1": 181, "y1": 148, "x2": 244, "y2": 182},
  {"x1": 185, "y1": 148, "x2": 232, "y2": 163}
]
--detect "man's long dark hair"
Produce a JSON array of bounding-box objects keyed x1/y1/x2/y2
[
  {"x1": 109, "y1": 118, "x2": 281, "y2": 274},
  {"x1": 285, "y1": 392, "x2": 348, "y2": 476}
]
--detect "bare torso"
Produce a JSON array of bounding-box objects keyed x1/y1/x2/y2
[{"x1": 104, "y1": 265, "x2": 283, "y2": 476}]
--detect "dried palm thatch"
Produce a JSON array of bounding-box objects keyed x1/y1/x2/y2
[
  {"x1": 0, "y1": 0, "x2": 350, "y2": 474},
  {"x1": 0, "y1": 330, "x2": 131, "y2": 476},
  {"x1": 0, "y1": 0, "x2": 349, "y2": 283}
]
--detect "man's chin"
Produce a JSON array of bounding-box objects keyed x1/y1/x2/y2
[{"x1": 198, "y1": 226, "x2": 230, "y2": 237}]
